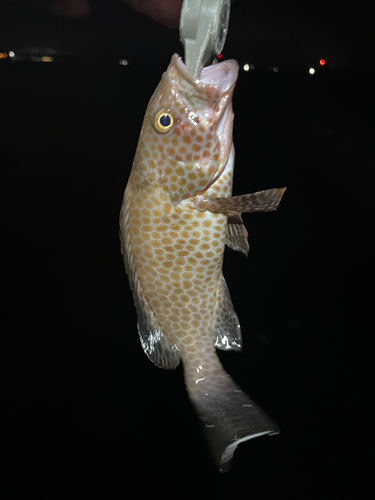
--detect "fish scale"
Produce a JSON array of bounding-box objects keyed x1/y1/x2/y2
[{"x1": 120, "y1": 54, "x2": 286, "y2": 471}]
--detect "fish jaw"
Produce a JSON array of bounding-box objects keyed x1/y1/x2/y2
[{"x1": 130, "y1": 54, "x2": 239, "y2": 206}]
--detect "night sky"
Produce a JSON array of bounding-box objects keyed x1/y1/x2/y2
[{"x1": 1, "y1": 0, "x2": 375, "y2": 67}]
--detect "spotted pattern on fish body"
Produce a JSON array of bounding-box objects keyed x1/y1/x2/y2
[{"x1": 119, "y1": 54, "x2": 286, "y2": 471}]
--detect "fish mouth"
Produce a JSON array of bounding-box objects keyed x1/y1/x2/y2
[
  {"x1": 171, "y1": 55, "x2": 238, "y2": 179},
  {"x1": 199, "y1": 59, "x2": 239, "y2": 93},
  {"x1": 199, "y1": 60, "x2": 238, "y2": 166},
  {"x1": 172, "y1": 54, "x2": 239, "y2": 94}
]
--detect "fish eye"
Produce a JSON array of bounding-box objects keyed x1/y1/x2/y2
[{"x1": 154, "y1": 109, "x2": 174, "y2": 133}]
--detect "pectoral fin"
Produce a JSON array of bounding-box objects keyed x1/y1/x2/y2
[
  {"x1": 226, "y1": 211, "x2": 249, "y2": 256},
  {"x1": 192, "y1": 187, "x2": 287, "y2": 214}
]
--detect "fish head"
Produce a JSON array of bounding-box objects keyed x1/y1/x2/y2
[{"x1": 139, "y1": 54, "x2": 239, "y2": 205}]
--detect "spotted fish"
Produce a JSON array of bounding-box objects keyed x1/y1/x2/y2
[{"x1": 119, "y1": 54, "x2": 286, "y2": 471}]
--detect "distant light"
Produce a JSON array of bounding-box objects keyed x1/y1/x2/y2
[
  {"x1": 243, "y1": 63, "x2": 249, "y2": 71},
  {"x1": 273, "y1": 66, "x2": 279, "y2": 72},
  {"x1": 217, "y1": 53, "x2": 222, "y2": 59},
  {"x1": 119, "y1": 59, "x2": 128, "y2": 66},
  {"x1": 9, "y1": 51, "x2": 15, "y2": 58},
  {"x1": 319, "y1": 59, "x2": 326, "y2": 66},
  {"x1": 249, "y1": 64, "x2": 255, "y2": 70},
  {"x1": 0, "y1": 53, "x2": 8, "y2": 59},
  {"x1": 309, "y1": 67, "x2": 315, "y2": 75},
  {"x1": 41, "y1": 56, "x2": 53, "y2": 63}
]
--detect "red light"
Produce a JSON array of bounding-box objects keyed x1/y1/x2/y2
[
  {"x1": 319, "y1": 59, "x2": 325, "y2": 66},
  {"x1": 217, "y1": 53, "x2": 222, "y2": 59}
]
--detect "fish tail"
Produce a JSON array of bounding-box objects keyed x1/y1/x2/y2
[{"x1": 183, "y1": 354, "x2": 279, "y2": 472}]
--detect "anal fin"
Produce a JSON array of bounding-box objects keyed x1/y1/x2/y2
[{"x1": 213, "y1": 275, "x2": 242, "y2": 351}]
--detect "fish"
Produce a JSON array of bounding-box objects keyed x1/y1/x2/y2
[{"x1": 119, "y1": 54, "x2": 286, "y2": 471}]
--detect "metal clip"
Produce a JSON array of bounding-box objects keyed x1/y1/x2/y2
[{"x1": 179, "y1": 0, "x2": 231, "y2": 79}]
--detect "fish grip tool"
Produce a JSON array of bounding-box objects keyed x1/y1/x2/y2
[{"x1": 180, "y1": 0, "x2": 231, "y2": 79}]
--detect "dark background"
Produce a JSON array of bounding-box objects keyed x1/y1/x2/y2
[
  {"x1": 2, "y1": 1, "x2": 374, "y2": 498},
  {"x1": 1, "y1": 0, "x2": 375, "y2": 67}
]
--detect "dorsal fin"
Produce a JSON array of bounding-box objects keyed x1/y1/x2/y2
[
  {"x1": 212, "y1": 274, "x2": 242, "y2": 351},
  {"x1": 134, "y1": 290, "x2": 181, "y2": 369},
  {"x1": 120, "y1": 210, "x2": 180, "y2": 370}
]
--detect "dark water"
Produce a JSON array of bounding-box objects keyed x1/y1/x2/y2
[{"x1": 2, "y1": 62, "x2": 373, "y2": 498}]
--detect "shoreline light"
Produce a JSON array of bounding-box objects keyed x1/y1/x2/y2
[
  {"x1": 243, "y1": 63, "x2": 249, "y2": 71},
  {"x1": 309, "y1": 67, "x2": 315, "y2": 75}
]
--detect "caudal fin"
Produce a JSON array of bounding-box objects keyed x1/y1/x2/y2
[{"x1": 184, "y1": 363, "x2": 279, "y2": 472}]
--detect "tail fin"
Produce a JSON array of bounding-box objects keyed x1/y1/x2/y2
[{"x1": 184, "y1": 361, "x2": 279, "y2": 472}]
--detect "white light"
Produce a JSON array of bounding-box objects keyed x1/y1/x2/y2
[
  {"x1": 309, "y1": 67, "x2": 315, "y2": 75},
  {"x1": 243, "y1": 63, "x2": 249, "y2": 71},
  {"x1": 119, "y1": 59, "x2": 128, "y2": 66},
  {"x1": 9, "y1": 51, "x2": 15, "y2": 58},
  {"x1": 249, "y1": 64, "x2": 255, "y2": 70},
  {"x1": 273, "y1": 66, "x2": 279, "y2": 72}
]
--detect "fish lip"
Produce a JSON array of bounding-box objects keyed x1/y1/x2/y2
[{"x1": 171, "y1": 54, "x2": 239, "y2": 93}]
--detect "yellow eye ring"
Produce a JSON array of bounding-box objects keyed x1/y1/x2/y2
[{"x1": 153, "y1": 109, "x2": 174, "y2": 133}]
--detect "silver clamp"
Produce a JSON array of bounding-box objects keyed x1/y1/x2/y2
[{"x1": 179, "y1": 0, "x2": 231, "y2": 79}]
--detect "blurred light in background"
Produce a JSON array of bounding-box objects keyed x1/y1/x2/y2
[
  {"x1": 41, "y1": 56, "x2": 53, "y2": 63},
  {"x1": 119, "y1": 59, "x2": 128, "y2": 66},
  {"x1": 250, "y1": 64, "x2": 255, "y2": 70},
  {"x1": 9, "y1": 51, "x2": 15, "y2": 58},
  {"x1": 243, "y1": 63, "x2": 249, "y2": 71},
  {"x1": 309, "y1": 67, "x2": 315, "y2": 74},
  {"x1": 319, "y1": 59, "x2": 326, "y2": 66},
  {"x1": 273, "y1": 66, "x2": 279, "y2": 72},
  {"x1": 0, "y1": 52, "x2": 8, "y2": 59},
  {"x1": 217, "y1": 53, "x2": 222, "y2": 59}
]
